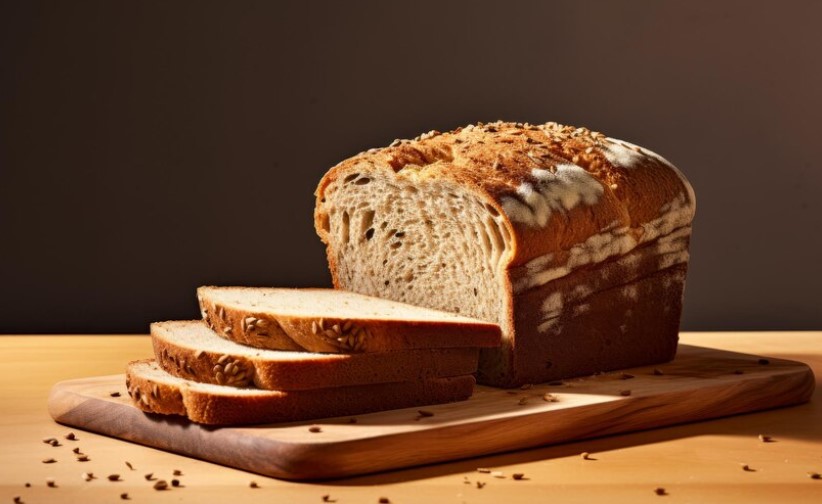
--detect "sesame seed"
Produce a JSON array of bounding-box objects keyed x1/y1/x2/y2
[
  {"x1": 108, "y1": 474, "x2": 121, "y2": 481},
  {"x1": 512, "y1": 473, "x2": 525, "y2": 480},
  {"x1": 65, "y1": 432, "x2": 77, "y2": 441},
  {"x1": 741, "y1": 464, "x2": 755, "y2": 472},
  {"x1": 808, "y1": 472, "x2": 821, "y2": 480},
  {"x1": 758, "y1": 434, "x2": 773, "y2": 443},
  {"x1": 144, "y1": 473, "x2": 155, "y2": 481},
  {"x1": 477, "y1": 468, "x2": 492, "y2": 473},
  {"x1": 581, "y1": 452, "x2": 594, "y2": 460},
  {"x1": 308, "y1": 425, "x2": 322, "y2": 433},
  {"x1": 46, "y1": 478, "x2": 57, "y2": 488},
  {"x1": 654, "y1": 487, "x2": 667, "y2": 496},
  {"x1": 249, "y1": 481, "x2": 259, "y2": 488},
  {"x1": 171, "y1": 479, "x2": 181, "y2": 487},
  {"x1": 378, "y1": 498, "x2": 390, "y2": 504},
  {"x1": 153, "y1": 480, "x2": 168, "y2": 490},
  {"x1": 173, "y1": 469, "x2": 182, "y2": 476},
  {"x1": 42, "y1": 458, "x2": 56, "y2": 464},
  {"x1": 476, "y1": 481, "x2": 486, "y2": 489},
  {"x1": 120, "y1": 493, "x2": 130, "y2": 500}
]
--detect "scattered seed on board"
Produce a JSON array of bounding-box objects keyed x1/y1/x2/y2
[
  {"x1": 72, "y1": 447, "x2": 81, "y2": 454},
  {"x1": 108, "y1": 474, "x2": 121, "y2": 481},
  {"x1": 42, "y1": 458, "x2": 56, "y2": 464},
  {"x1": 125, "y1": 461, "x2": 134, "y2": 470},
  {"x1": 171, "y1": 479, "x2": 181, "y2": 487},
  {"x1": 249, "y1": 481, "x2": 259, "y2": 488},
  {"x1": 13, "y1": 496, "x2": 22, "y2": 504},
  {"x1": 46, "y1": 478, "x2": 57, "y2": 488},
  {"x1": 24, "y1": 483, "x2": 30, "y2": 488},
  {"x1": 378, "y1": 497, "x2": 390, "y2": 503},
  {"x1": 620, "y1": 390, "x2": 632, "y2": 397},
  {"x1": 153, "y1": 480, "x2": 168, "y2": 490},
  {"x1": 477, "y1": 468, "x2": 492, "y2": 473},
  {"x1": 321, "y1": 495, "x2": 336, "y2": 502},
  {"x1": 512, "y1": 473, "x2": 525, "y2": 480},
  {"x1": 82, "y1": 472, "x2": 95, "y2": 481},
  {"x1": 65, "y1": 432, "x2": 77, "y2": 441},
  {"x1": 173, "y1": 469, "x2": 183, "y2": 476},
  {"x1": 581, "y1": 452, "x2": 594, "y2": 460},
  {"x1": 758, "y1": 434, "x2": 773, "y2": 443},
  {"x1": 476, "y1": 481, "x2": 486, "y2": 489},
  {"x1": 76, "y1": 454, "x2": 90, "y2": 462},
  {"x1": 110, "y1": 391, "x2": 121, "y2": 397},
  {"x1": 654, "y1": 487, "x2": 667, "y2": 496},
  {"x1": 120, "y1": 492, "x2": 130, "y2": 500},
  {"x1": 144, "y1": 473, "x2": 155, "y2": 481},
  {"x1": 808, "y1": 472, "x2": 821, "y2": 480},
  {"x1": 741, "y1": 464, "x2": 755, "y2": 472},
  {"x1": 308, "y1": 425, "x2": 322, "y2": 433}
]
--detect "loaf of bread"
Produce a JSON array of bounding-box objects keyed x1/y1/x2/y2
[
  {"x1": 152, "y1": 320, "x2": 479, "y2": 390},
  {"x1": 126, "y1": 360, "x2": 475, "y2": 425},
  {"x1": 314, "y1": 121, "x2": 695, "y2": 387},
  {"x1": 198, "y1": 286, "x2": 500, "y2": 353}
]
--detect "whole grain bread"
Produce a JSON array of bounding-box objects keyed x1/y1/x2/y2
[
  {"x1": 126, "y1": 359, "x2": 475, "y2": 425},
  {"x1": 197, "y1": 286, "x2": 501, "y2": 353},
  {"x1": 314, "y1": 121, "x2": 696, "y2": 386},
  {"x1": 152, "y1": 320, "x2": 479, "y2": 390}
]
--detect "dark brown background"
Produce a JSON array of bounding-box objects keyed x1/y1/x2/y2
[{"x1": 2, "y1": 0, "x2": 820, "y2": 333}]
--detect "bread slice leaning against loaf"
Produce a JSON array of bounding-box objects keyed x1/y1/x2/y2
[
  {"x1": 197, "y1": 286, "x2": 501, "y2": 353},
  {"x1": 152, "y1": 320, "x2": 480, "y2": 390},
  {"x1": 126, "y1": 360, "x2": 475, "y2": 425},
  {"x1": 314, "y1": 121, "x2": 696, "y2": 387}
]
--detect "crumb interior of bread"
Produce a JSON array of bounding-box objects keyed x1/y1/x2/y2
[{"x1": 318, "y1": 171, "x2": 513, "y2": 332}]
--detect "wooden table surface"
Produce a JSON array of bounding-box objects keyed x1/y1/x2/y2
[{"x1": 1, "y1": 332, "x2": 820, "y2": 503}]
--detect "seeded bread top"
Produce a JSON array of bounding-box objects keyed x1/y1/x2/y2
[{"x1": 315, "y1": 121, "x2": 695, "y2": 266}]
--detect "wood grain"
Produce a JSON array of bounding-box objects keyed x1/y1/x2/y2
[{"x1": 48, "y1": 344, "x2": 815, "y2": 480}]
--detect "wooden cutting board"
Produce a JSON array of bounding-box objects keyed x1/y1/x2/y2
[{"x1": 48, "y1": 344, "x2": 815, "y2": 481}]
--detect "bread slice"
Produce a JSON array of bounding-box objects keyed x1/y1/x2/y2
[
  {"x1": 152, "y1": 320, "x2": 479, "y2": 390},
  {"x1": 126, "y1": 360, "x2": 475, "y2": 425},
  {"x1": 197, "y1": 286, "x2": 501, "y2": 353}
]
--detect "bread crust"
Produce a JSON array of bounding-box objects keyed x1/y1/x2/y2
[
  {"x1": 152, "y1": 320, "x2": 479, "y2": 390},
  {"x1": 126, "y1": 360, "x2": 476, "y2": 425},
  {"x1": 314, "y1": 121, "x2": 695, "y2": 387}
]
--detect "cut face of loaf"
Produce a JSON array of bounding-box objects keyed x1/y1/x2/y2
[
  {"x1": 314, "y1": 121, "x2": 696, "y2": 387},
  {"x1": 152, "y1": 320, "x2": 479, "y2": 390},
  {"x1": 126, "y1": 360, "x2": 475, "y2": 425},
  {"x1": 197, "y1": 286, "x2": 500, "y2": 353}
]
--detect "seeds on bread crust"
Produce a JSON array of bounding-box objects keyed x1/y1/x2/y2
[{"x1": 311, "y1": 318, "x2": 367, "y2": 352}]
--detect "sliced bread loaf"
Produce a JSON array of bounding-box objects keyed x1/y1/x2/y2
[
  {"x1": 197, "y1": 286, "x2": 501, "y2": 353},
  {"x1": 152, "y1": 320, "x2": 479, "y2": 390},
  {"x1": 126, "y1": 359, "x2": 475, "y2": 425}
]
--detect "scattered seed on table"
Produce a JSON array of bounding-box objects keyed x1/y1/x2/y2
[
  {"x1": 654, "y1": 487, "x2": 667, "y2": 496},
  {"x1": 477, "y1": 468, "x2": 491, "y2": 473},
  {"x1": 808, "y1": 472, "x2": 821, "y2": 480},
  {"x1": 108, "y1": 474, "x2": 121, "y2": 481},
  {"x1": 144, "y1": 473, "x2": 154, "y2": 481},
  {"x1": 378, "y1": 497, "x2": 390, "y2": 503},
  {"x1": 581, "y1": 452, "x2": 595, "y2": 460},
  {"x1": 82, "y1": 472, "x2": 95, "y2": 481},
  {"x1": 76, "y1": 455, "x2": 90, "y2": 462},
  {"x1": 171, "y1": 479, "x2": 180, "y2": 487},
  {"x1": 153, "y1": 480, "x2": 168, "y2": 490},
  {"x1": 110, "y1": 391, "x2": 121, "y2": 397},
  {"x1": 249, "y1": 481, "x2": 259, "y2": 488},
  {"x1": 46, "y1": 478, "x2": 56, "y2": 488},
  {"x1": 758, "y1": 434, "x2": 773, "y2": 443},
  {"x1": 125, "y1": 461, "x2": 134, "y2": 470},
  {"x1": 476, "y1": 481, "x2": 486, "y2": 489},
  {"x1": 24, "y1": 483, "x2": 30, "y2": 488},
  {"x1": 321, "y1": 495, "x2": 336, "y2": 502},
  {"x1": 13, "y1": 496, "x2": 22, "y2": 504},
  {"x1": 543, "y1": 393, "x2": 558, "y2": 402},
  {"x1": 42, "y1": 437, "x2": 59, "y2": 446},
  {"x1": 120, "y1": 492, "x2": 130, "y2": 500},
  {"x1": 42, "y1": 458, "x2": 56, "y2": 464},
  {"x1": 72, "y1": 448, "x2": 81, "y2": 454},
  {"x1": 741, "y1": 464, "x2": 755, "y2": 472},
  {"x1": 512, "y1": 473, "x2": 525, "y2": 480},
  {"x1": 65, "y1": 432, "x2": 77, "y2": 441},
  {"x1": 308, "y1": 425, "x2": 322, "y2": 433}
]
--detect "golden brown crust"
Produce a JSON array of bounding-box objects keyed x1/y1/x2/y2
[
  {"x1": 314, "y1": 121, "x2": 695, "y2": 267},
  {"x1": 151, "y1": 321, "x2": 480, "y2": 390}
]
